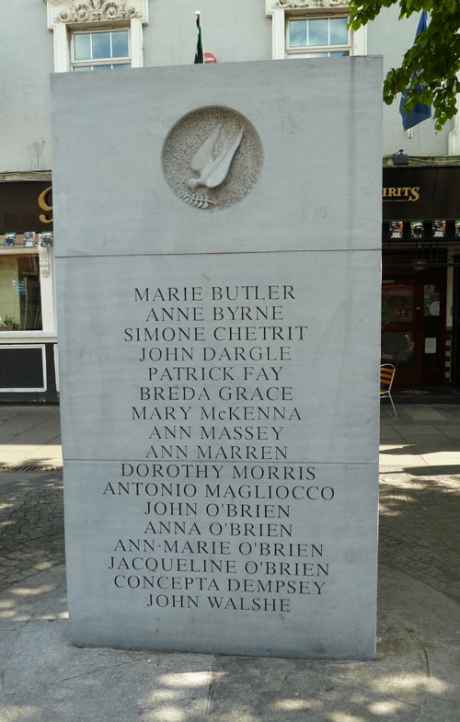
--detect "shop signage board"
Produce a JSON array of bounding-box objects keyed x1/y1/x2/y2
[
  {"x1": 383, "y1": 166, "x2": 460, "y2": 220},
  {"x1": 0, "y1": 182, "x2": 52, "y2": 233},
  {"x1": 51, "y1": 59, "x2": 382, "y2": 658}
]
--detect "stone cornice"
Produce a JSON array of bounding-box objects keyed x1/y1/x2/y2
[
  {"x1": 266, "y1": 0, "x2": 349, "y2": 15},
  {"x1": 46, "y1": 0, "x2": 148, "y2": 28}
]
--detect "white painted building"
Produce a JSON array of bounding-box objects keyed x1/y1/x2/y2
[{"x1": 1, "y1": 0, "x2": 459, "y2": 399}]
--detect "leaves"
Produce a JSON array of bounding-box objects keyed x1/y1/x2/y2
[
  {"x1": 178, "y1": 190, "x2": 216, "y2": 209},
  {"x1": 349, "y1": 1, "x2": 460, "y2": 129}
]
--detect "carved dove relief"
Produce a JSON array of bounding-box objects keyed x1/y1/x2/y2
[
  {"x1": 188, "y1": 124, "x2": 244, "y2": 191},
  {"x1": 162, "y1": 106, "x2": 263, "y2": 210}
]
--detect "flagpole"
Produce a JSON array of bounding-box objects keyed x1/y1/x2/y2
[{"x1": 194, "y1": 10, "x2": 204, "y2": 64}]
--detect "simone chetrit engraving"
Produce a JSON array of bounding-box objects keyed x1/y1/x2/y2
[{"x1": 100, "y1": 279, "x2": 335, "y2": 614}]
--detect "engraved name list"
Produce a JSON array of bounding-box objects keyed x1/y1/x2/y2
[{"x1": 101, "y1": 280, "x2": 334, "y2": 615}]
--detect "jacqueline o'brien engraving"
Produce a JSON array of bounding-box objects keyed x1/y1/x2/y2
[{"x1": 162, "y1": 106, "x2": 263, "y2": 210}]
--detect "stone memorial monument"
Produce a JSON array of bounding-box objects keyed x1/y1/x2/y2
[{"x1": 52, "y1": 58, "x2": 382, "y2": 658}]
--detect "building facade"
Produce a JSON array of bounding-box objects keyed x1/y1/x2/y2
[{"x1": 1, "y1": 0, "x2": 459, "y2": 399}]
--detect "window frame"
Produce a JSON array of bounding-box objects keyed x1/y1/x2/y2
[
  {"x1": 0, "y1": 246, "x2": 56, "y2": 341},
  {"x1": 286, "y1": 14, "x2": 351, "y2": 58},
  {"x1": 0, "y1": 344, "x2": 47, "y2": 393},
  {"x1": 71, "y1": 27, "x2": 131, "y2": 72}
]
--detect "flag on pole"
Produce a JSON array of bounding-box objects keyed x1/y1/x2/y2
[
  {"x1": 399, "y1": 11, "x2": 431, "y2": 131},
  {"x1": 194, "y1": 11, "x2": 203, "y2": 64}
]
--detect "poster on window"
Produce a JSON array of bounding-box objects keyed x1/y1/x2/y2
[
  {"x1": 389, "y1": 220, "x2": 404, "y2": 239},
  {"x1": 410, "y1": 220, "x2": 424, "y2": 240},
  {"x1": 424, "y1": 284, "x2": 440, "y2": 317},
  {"x1": 432, "y1": 220, "x2": 446, "y2": 238}
]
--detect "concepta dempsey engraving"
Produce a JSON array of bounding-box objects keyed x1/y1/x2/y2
[{"x1": 162, "y1": 106, "x2": 263, "y2": 210}]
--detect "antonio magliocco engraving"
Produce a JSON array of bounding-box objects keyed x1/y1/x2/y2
[{"x1": 162, "y1": 106, "x2": 263, "y2": 210}]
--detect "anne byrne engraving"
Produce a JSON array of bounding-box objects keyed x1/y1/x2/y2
[
  {"x1": 162, "y1": 107, "x2": 263, "y2": 210},
  {"x1": 97, "y1": 280, "x2": 335, "y2": 615}
]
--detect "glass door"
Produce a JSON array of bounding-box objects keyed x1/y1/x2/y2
[{"x1": 381, "y1": 280, "x2": 422, "y2": 387}]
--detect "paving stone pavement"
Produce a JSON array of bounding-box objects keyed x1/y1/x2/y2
[
  {"x1": 0, "y1": 406, "x2": 64, "y2": 592},
  {"x1": 0, "y1": 471, "x2": 64, "y2": 592},
  {"x1": 379, "y1": 403, "x2": 460, "y2": 605}
]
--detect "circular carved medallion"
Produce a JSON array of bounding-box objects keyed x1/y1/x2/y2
[{"x1": 162, "y1": 106, "x2": 263, "y2": 210}]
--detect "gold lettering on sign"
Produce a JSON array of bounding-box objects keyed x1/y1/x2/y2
[
  {"x1": 38, "y1": 186, "x2": 53, "y2": 224},
  {"x1": 383, "y1": 186, "x2": 421, "y2": 202}
]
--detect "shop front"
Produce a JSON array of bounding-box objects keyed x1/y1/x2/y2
[
  {"x1": 0, "y1": 178, "x2": 58, "y2": 402},
  {"x1": 382, "y1": 165, "x2": 460, "y2": 390}
]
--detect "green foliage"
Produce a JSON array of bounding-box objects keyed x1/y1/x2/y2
[
  {"x1": 0, "y1": 316, "x2": 20, "y2": 331},
  {"x1": 349, "y1": 1, "x2": 460, "y2": 130}
]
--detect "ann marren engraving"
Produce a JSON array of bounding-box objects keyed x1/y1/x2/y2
[{"x1": 144, "y1": 444, "x2": 288, "y2": 461}]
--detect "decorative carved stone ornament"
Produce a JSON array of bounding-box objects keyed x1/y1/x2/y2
[
  {"x1": 46, "y1": 0, "x2": 148, "y2": 27},
  {"x1": 58, "y1": 0, "x2": 140, "y2": 23},
  {"x1": 269, "y1": 0, "x2": 349, "y2": 11},
  {"x1": 162, "y1": 107, "x2": 263, "y2": 211}
]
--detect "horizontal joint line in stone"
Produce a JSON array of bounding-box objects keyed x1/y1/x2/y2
[
  {"x1": 55, "y1": 248, "x2": 382, "y2": 260},
  {"x1": 64, "y1": 458, "x2": 377, "y2": 465}
]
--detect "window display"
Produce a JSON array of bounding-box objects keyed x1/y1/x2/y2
[{"x1": 0, "y1": 255, "x2": 42, "y2": 331}]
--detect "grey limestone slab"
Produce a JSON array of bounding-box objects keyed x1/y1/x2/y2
[{"x1": 51, "y1": 58, "x2": 382, "y2": 658}]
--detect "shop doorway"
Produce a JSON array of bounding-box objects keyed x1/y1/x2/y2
[{"x1": 382, "y1": 263, "x2": 446, "y2": 388}]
